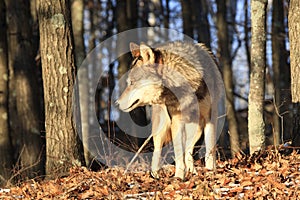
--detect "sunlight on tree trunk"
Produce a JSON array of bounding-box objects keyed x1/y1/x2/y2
[
  {"x1": 288, "y1": 0, "x2": 300, "y2": 146},
  {"x1": 248, "y1": 0, "x2": 267, "y2": 154},
  {"x1": 38, "y1": 0, "x2": 85, "y2": 176},
  {"x1": 288, "y1": 0, "x2": 300, "y2": 104}
]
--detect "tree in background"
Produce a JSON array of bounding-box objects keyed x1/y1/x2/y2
[
  {"x1": 181, "y1": 0, "x2": 211, "y2": 47},
  {"x1": 0, "y1": 0, "x2": 13, "y2": 186},
  {"x1": 71, "y1": 0, "x2": 91, "y2": 167},
  {"x1": 248, "y1": 0, "x2": 268, "y2": 154},
  {"x1": 181, "y1": 0, "x2": 193, "y2": 38},
  {"x1": 38, "y1": 0, "x2": 85, "y2": 176},
  {"x1": 5, "y1": 0, "x2": 44, "y2": 180},
  {"x1": 272, "y1": 0, "x2": 290, "y2": 145},
  {"x1": 116, "y1": 0, "x2": 148, "y2": 150},
  {"x1": 216, "y1": 0, "x2": 240, "y2": 157},
  {"x1": 288, "y1": 0, "x2": 300, "y2": 146}
]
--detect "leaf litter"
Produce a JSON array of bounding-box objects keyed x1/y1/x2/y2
[{"x1": 1, "y1": 146, "x2": 300, "y2": 199}]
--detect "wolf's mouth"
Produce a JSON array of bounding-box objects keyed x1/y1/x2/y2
[{"x1": 125, "y1": 99, "x2": 140, "y2": 111}]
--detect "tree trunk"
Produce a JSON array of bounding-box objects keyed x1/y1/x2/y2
[
  {"x1": 37, "y1": 0, "x2": 85, "y2": 176},
  {"x1": 244, "y1": 0, "x2": 251, "y2": 69},
  {"x1": 288, "y1": 0, "x2": 300, "y2": 103},
  {"x1": 288, "y1": 0, "x2": 300, "y2": 146},
  {"x1": 5, "y1": 0, "x2": 44, "y2": 179},
  {"x1": 71, "y1": 0, "x2": 91, "y2": 167},
  {"x1": 162, "y1": 0, "x2": 170, "y2": 29},
  {"x1": 248, "y1": 0, "x2": 267, "y2": 154},
  {"x1": 272, "y1": 0, "x2": 289, "y2": 145},
  {"x1": 116, "y1": 0, "x2": 137, "y2": 77},
  {"x1": 217, "y1": 0, "x2": 240, "y2": 157},
  {"x1": 0, "y1": 0, "x2": 13, "y2": 186},
  {"x1": 192, "y1": 0, "x2": 211, "y2": 48},
  {"x1": 116, "y1": 0, "x2": 147, "y2": 150},
  {"x1": 181, "y1": 0, "x2": 193, "y2": 38}
]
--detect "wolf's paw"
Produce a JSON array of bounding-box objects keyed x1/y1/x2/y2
[
  {"x1": 174, "y1": 168, "x2": 185, "y2": 180},
  {"x1": 150, "y1": 170, "x2": 160, "y2": 179},
  {"x1": 205, "y1": 157, "x2": 216, "y2": 170}
]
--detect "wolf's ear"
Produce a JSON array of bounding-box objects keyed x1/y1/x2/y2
[
  {"x1": 140, "y1": 43, "x2": 155, "y2": 63},
  {"x1": 130, "y1": 42, "x2": 140, "y2": 58}
]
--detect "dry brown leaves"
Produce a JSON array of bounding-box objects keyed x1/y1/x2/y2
[{"x1": 1, "y1": 147, "x2": 300, "y2": 199}]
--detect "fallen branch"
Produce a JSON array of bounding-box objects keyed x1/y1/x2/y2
[{"x1": 124, "y1": 134, "x2": 153, "y2": 174}]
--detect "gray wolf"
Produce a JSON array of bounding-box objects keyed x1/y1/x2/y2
[{"x1": 116, "y1": 41, "x2": 221, "y2": 180}]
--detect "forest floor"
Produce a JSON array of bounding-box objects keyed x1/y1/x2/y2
[{"x1": 1, "y1": 146, "x2": 300, "y2": 199}]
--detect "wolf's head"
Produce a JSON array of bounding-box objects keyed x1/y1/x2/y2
[
  {"x1": 116, "y1": 66, "x2": 164, "y2": 112},
  {"x1": 116, "y1": 42, "x2": 202, "y2": 113},
  {"x1": 116, "y1": 43, "x2": 164, "y2": 112}
]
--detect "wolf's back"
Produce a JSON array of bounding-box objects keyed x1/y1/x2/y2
[{"x1": 155, "y1": 41, "x2": 222, "y2": 100}]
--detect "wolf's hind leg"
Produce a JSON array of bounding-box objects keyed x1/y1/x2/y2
[
  {"x1": 204, "y1": 121, "x2": 216, "y2": 170},
  {"x1": 185, "y1": 122, "x2": 203, "y2": 175}
]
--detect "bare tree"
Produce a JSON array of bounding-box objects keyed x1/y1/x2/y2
[
  {"x1": 192, "y1": 0, "x2": 211, "y2": 48},
  {"x1": 271, "y1": 0, "x2": 289, "y2": 145},
  {"x1": 116, "y1": 0, "x2": 148, "y2": 150},
  {"x1": 0, "y1": 0, "x2": 13, "y2": 186},
  {"x1": 161, "y1": 0, "x2": 170, "y2": 29},
  {"x1": 248, "y1": 0, "x2": 267, "y2": 154},
  {"x1": 5, "y1": 0, "x2": 44, "y2": 179},
  {"x1": 244, "y1": 0, "x2": 251, "y2": 68},
  {"x1": 181, "y1": 0, "x2": 193, "y2": 38},
  {"x1": 216, "y1": 0, "x2": 240, "y2": 157},
  {"x1": 38, "y1": 0, "x2": 85, "y2": 176},
  {"x1": 71, "y1": 0, "x2": 91, "y2": 167},
  {"x1": 288, "y1": 0, "x2": 300, "y2": 146}
]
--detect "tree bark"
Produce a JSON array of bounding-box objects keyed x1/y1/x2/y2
[
  {"x1": 271, "y1": 0, "x2": 289, "y2": 145},
  {"x1": 5, "y1": 0, "x2": 44, "y2": 179},
  {"x1": 192, "y1": 0, "x2": 211, "y2": 48},
  {"x1": 37, "y1": 0, "x2": 85, "y2": 176},
  {"x1": 217, "y1": 0, "x2": 240, "y2": 157},
  {"x1": 288, "y1": 0, "x2": 300, "y2": 146},
  {"x1": 181, "y1": 0, "x2": 193, "y2": 38},
  {"x1": 116, "y1": 0, "x2": 147, "y2": 150},
  {"x1": 248, "y1": 0, "x2": 267, "y2": 154},
  {"x1": 71, "y1": 0, "x2": 91, "y2": 167},
  {"x1": 162, "y1": 0, "x2": 170, "y2": 29},
  {"x1": 288, "y1": 0, "x2": 300, "y2": 103},
  {"x1": 244, "y1": 0, "x2": 251, "y2": 69},
  {"x1": 0, "y1": 0, "x2": 13, "y2": 186}
]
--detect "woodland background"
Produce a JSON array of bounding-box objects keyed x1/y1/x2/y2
[{"x1": 0, "y1": 0, "x2": 300, "y2": 188}]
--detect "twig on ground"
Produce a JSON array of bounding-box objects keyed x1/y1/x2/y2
[{"x1": 124, "y1": 134, "x2": 153, "y2": 174}]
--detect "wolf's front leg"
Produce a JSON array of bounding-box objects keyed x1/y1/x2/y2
[
  {"x1": 171, "y1": 114, "x2": 185, "y2": 180},
  {"x1": 204, "y1": 121, "x2": 216, "y2": 170},
  {"x1": 184, "y1": 122, "x2": 203, "y2": 175},
  {"x1": 151, "y1": 105, "x2": 171, "y2": 179}
]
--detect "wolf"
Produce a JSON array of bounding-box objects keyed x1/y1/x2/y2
[{"x1": 116, "y1": 41, "x2": 222, "y2": 180}]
